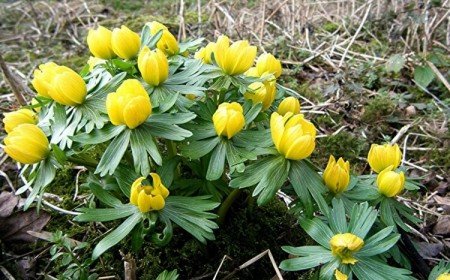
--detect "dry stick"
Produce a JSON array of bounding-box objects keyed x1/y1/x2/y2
[
  {"x1": 426, "y1": 61, "x2": 450, "y2": 93},
  {"x1": 259, "y1": 0, "x2": 265, "y2": 39},
  {"x1": 0, "y1": 53, "x2": 29, "y2": 106},
  {"x1": 338, "y1": 1, "x2": 373, "y2": 68},
  {"x1": 178, "y1": 0, "x2": 186, "y2": 41}
]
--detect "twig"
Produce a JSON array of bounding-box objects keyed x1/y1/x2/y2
[
  {"x1": 0, "y1": 53, "x2": 29, "y2": 105},
  {"x1": 426, "y1": 61, "x2": 450, "y2": 93}
]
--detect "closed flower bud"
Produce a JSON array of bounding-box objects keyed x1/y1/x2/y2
[
  {"x1": 256, "y1": 53, "x2": 282, "y2": 78},
  {"x1": 87, "y1": 26, "x2": 115, "y2": 59},
  {"x1": 138, "y1": 47, "x2": 169, "y2": 86},
  {"x1": 150, "y1": 21, "x2": 179, "y2": 56},
  {"x1": 111, "y1": 25, "x2": 141, "y2": 59},
  {"x1": 376, "y1": 166, "x2": 405, "y2": 197},
  {"x1": 87, "y1": 56, "x2": 105, "y2": 72},
  {"x1": 3, "y1": 124, "x2": 49, "y2": 164},
  {"x1": 278, "y1": 97, "x2": 301, "y2": 116},
  {"x1": 212, "y1": 102, "x2": 245, "y2": 139},
  {"x1": 3, "y1": 109, "x2": 37, "y2": 133},
  {"x1": 214, "y1": 35, "x2": 257, "y2": 75},
  {"x1": 244, "y1": 81, "x2": 276, "y2": 110},
  {"x1": 31, "y1": 62, "x2": 59, "y2": 98},
  {"x1": 244, "y1": 67, "x2": 259, "y2": 77},
  {"x1": 130, "y1": 173, "x2": 169, "y2": 213},
  {"x1": 48, "y1": 66, "x2": 87, "y2": 106},
  {"x1": 330, "y1": 233, "x2": 364, "y2": 265},
  {"x1": 194, "y1": 42, "x2": 216, "y2": 64},
  {"x1": 323, "y1": 155, "x2": 350, "y2": 194},
  {"x1": 334, "y1": 270, "x2": 348, "y2": 280},
  {"x1": 368, "y1": 143, "x2": 402, "y2": 173},
  {"x1": 437, "y1": 273, "x2": 450, "y2": 280},
  {"x1": 106, "y1": 79, "x2": 152, "y2": 129},
  {"x1": 270, "y1": 112, "x2": 316, "y2": 160}
]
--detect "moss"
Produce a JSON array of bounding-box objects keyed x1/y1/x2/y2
[
  {"x1": 323, "y1": 21, "x2": 339, "y2": 33},
  {"x1": 361, "y1": 93, "x2": 397, "y2": 124}
]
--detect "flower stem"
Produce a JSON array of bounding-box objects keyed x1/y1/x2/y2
[
  {"x1": 217, "y1": 188, "x2": 242, "y2": 225},
  {"x1": 67, "y1": 156, "x2": 98, "y2": 168},
  {"x1": 167, "y1": 140, "x2": 177, "y2": 158}
]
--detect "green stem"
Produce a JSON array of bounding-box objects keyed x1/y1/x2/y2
[
  {"x1": 67, "y1": 156, "x2": 98, "y2": 168},
  {"x1": 167, "y1": 140, "x2": 177, "y2": 158},
  {"x1": 217, "y1": 188, "x2": 242, "y2": 225},
  {"x1": 218, "y1": 90, "x2": 226, "y2": 104}
]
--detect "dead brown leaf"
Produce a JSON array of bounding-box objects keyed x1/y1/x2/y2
[
  {"x1": 0, "y1": 209, "x2": 51, "y2": 242},
  {"x1": 0, "y1": 192, "x2": 19, "y2": 218},
  {"x1": 433, "y1": 215, "x2": 450, "y2": 236}
]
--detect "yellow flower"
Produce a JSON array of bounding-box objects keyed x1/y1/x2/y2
[
  {"x1": 138, "y1": 46, "x2": 169, "y2": 86},
  {"x1": 3, "y1": 109, "x2": 37, "y2": 133},
  {"x1": 212, "y1": 102, "x2": 245, "y2": 139},
  {"x1": 87, "y1": 26, "x2": 115, "y2": 59},
  {"x1": 194, "y1": 42, "x2": 216, "y2": 64},
  {"x1": 244, "y1": 67, "x2": 260, "y2": 77},
  {"x1": 256, "y1": 53, "x2": 282, "y2": 78},
  {"x1": 376, "y1": 166, "x2": 405, "y2": 197},
  {"x1": 334, "y1": 270, "x2": 348, "y2": 280},
  {"x1": 31, "y1": 98, "x2": 42, "y2": 112},
  {"x1": 244, "y1": 81, "x2": 276, "y2": 110},
  {"x1": 3, "y1": 124, "x2": 49, "y2": 164},
  {"x1": 87, "y1": 56, "x2": 105, "y2": 72},
  {"x1": 186, "y1": 93, "x2": 197, "y2": 100},
  {"x1": 437, "y1": 273, "x2": 450, "y2": 280},
  {"x1": 47, "y1": 66, "x2": 87, "y2": 106},
  {"x1": 130, "y1": 173, "x2": 169, "y2": 212},
  {"x1": 367, "y1": 143, "x2": 402, "y2": 173},
  {"x1": 31, "y1": 62, "x2": 59, "y2": 98},
  {"x1": 149, "y1": 21, "x2": 179, "y2": 56},
  {"x1": 278, "y1": 97, "x2": 301, "y2": 116},
  {"x1": 270, "y1": 112, "x2": 316, "y2": 160},
  {"x1": 106, "y1": 79, "x2": 152, "y2": 129},
  {"x1": 111, "y1": 25, "x2": 141, "y2": 59},
  {"x1": 323, "y1": 155, "x2": 350, "y2": 194},
  {"x1": 214, "y1": 35, "x2": 257, "y2": 75},
  {"x1": 330, "y1": 233, "x2": 364, "y2": 265}
]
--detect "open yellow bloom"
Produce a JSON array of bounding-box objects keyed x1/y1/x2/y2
[
  {"x1": 3, "y1": 124, "x2": 49, "y2": 164},
  {"x1": 47, "y1": 66, "x2": 87, "y2": 106},
  {"x1": 111, "y1": 25, "x2": 141, "y2": 59},
  {"x1": 87, "y1": 26, "x2": 115, "y2": 59},
  {"x1": 256, "y1": 53, "x2": 282, "y2": 78},
  {"x1": 270, "y1": 112, "x2": 316, "y2": 160},
  {"x1": 150, "y1": 21, "x2": 179, "y2": 56},
  {"x1": 212, "y1": 102, "x2": 245, "y2": 139},
  {"x1": 214, "y1": 35, "x2": 257, "y2": 75},
  {"x1": 244, "y1": 81, "x2": 276, "y2": 110},
  {"x1": 138, "y1": 47, "x2": 169, "y2": 86},
  {"x1": 323, "y1": 155, "x2": 350, "y2": 194},
  {"x1": 87, "y1": 56, "x2": 105, "y2": 72},
  {"x1": 3, "y1": 109, "x2": 37, "y2": 133},
  {"x1": 130, "y1": 173, "x2": 169, "y2": 213},
  {"x1": 367, "y1": 143, "x2": 402, "y2": 173},
  {"x1": 194, "y1": 42, "x2": 216, "y2": 64},
  {"x1": 437, "y1": 273, "x2": 450, "y2": 280},
  {"x1": 330, "y1": 233, "x2": 364, "y2": 265},
  {"x1": 376, "y1": 166, "x2": 405, "y2": 197},
  {"x1": 31, "y1": 62, "x2": 59, "y2": 98},
  {"x1": 106, "y1": 79, "x2": 152, "y2": 129},
  {"x1": 278, "y1": 97, "x2": 301, "y2": 116},
  {"x1": 334, "y1": 270, "x2": 348, "y2": 280}
]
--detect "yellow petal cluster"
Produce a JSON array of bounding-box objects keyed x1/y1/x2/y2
[
  {"x1": 212, "y1": 102, "x2": 245, "y2": 139},
  {"x1": 244, "y1": 81, "x2": 276, "y2": 110},
  {"x1": 437, "y1": 273, "x2": 450, "y2": 280},
  {"x1": 138, "y1": 47, "x2": 169, "y2": 86},
  {"x1": 256, "y1": 53, "x2": 282, "y2": 78},
  {"x1": 270, "y1": 112, "x2": 316, "y2": 160},
  {"x1": 130, "y1": 173, "x2": 169, "y2": 213},
  {"x1": 334, "y1": 270, "x2": 348, "y2": 280},
  {"x1": 367, "y1": 143, "x2": 402, "y2": 173},
  {"x1": 376, "y1": 166, "x2": 405, "y2": 197},
  {"x1": 3, "y1": 124, "x2": 49, "y2": 164},
  {"x1": 194, "y1": 42, "x2": 216, "y2": 64},
  {"x1": 214, "y1": 35, "x2": 257, "y2": 75},
  {"x1": 111, "y1": 25, "x2": 141, "y2": 59},
  {"x1": 3, "y1": 109, "x2": 37, "y2": 133},
  {"x1": 87, "y1": 26, "x2": 115, "y2": 59},
  {"x1": 106, "y1": 79, "x2": 152, "y2": 129},
  {"x1": 277, "y1": 97, "x2": 301, "y2": 116},
  {"x1": 150, "y1": 21, "x2": 179, "y2": 56},
  {"x1": 330, "y1": 233, "x2": 364, "y2": 265},
  {"x1": 323, "y1": 155, "x2": 350, "y2": 194}
]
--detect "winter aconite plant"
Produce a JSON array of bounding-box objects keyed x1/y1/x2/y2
[{"x1": 2, "y1": 21, "x2": 437, "y2": 279}]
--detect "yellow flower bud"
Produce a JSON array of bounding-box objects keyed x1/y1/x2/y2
[
  {"x1": 244, "y1": 81, "x2": 276, "y2": 110},
  {"x1": 47, "y1": 66, "x2": 87, "y2": 106},
  {"x1": 194, "y1": 42, "x2": 216, "y2": 64},
  {"x1": 111, "y1": 25, "x2": 141, "y2": 59},
  {"x1": 376, "y1": 166, "x2": 405, "y2": 197},
  {"x1": 256, "y1": 53, "x2": 282, "y2": 78},
  {"x1": 437, "y1": 273, "x2": 450, "y2": 280},
  {"x1": 87, "y1": 26, "x2": 115, "y2": 59},
  {"x1": 244, "y1": 67, "x2": 259, "y2": 77},
  {"x1": 278, "y1": 97, "x2": 301, "y2": 116},
  {"x1": 3, "y1": 109, "x2": 37, "y2": 133},
  {"x1": 367, "y1": 143, "x2": 402, "y2": 173},
  {"x1": 270, "y1": 112, "x2": 316, "y2": 160},
  {"x1": 31, "y1": 62, "x2": 59, "y2": 98},
  {"x1": 150, "y1": 21, "x2": 179, "y2": 56},
  {"x1": 138, "y1": 47, "x2": 169, "y2": 86},
  {"x1": 130, "y1": 173, "x2": 169, "y2": 213},
  {"x1": 186, "y1": 93, "x2": 197, "y2": 100},
  {"x1": 330, "y1": 233, "x2": 364, "y2": 265},
  {"x1": 3, "y1": 124, "x2": 49, "y2": 164},
  {"x1": 212, "y1": 102, "x2": 245, "y2": 139},
  {"x1": 323, "y1": 155, "x2": 350, "y2": 194},
  {"x1": 335, "y1": 270, "x2": 348, "y2": 280},
  {"x1": 214, "y1": 35, "x2": 257, "y2": 75},
  {"x1": 106, "y1": 79, "x2": 152, "y2": 129},
  {"x1": 87, "y1": 56, "x2": 105, "y2": 72}
]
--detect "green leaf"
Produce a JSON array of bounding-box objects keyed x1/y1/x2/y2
[
  {"x1": 356, "y1": 232, "x2": 399, "y2": 257},
  {"x1": 180, "y1": 137, "x2": 220, "y2": 159},
  {"x1": 348, "y1": 202, "x2": 378, "y2": 239},
  {"x1": 156, "y1": 269, "x2": 179, "y2": 280},
  {"x1": 145, "y1": 122, "x2": 192, "y2": 141},
  {"x1": 88, "y1": 182, "x2": 124, "y2": 208},
  {"x1": 130, "y1": 127, "x2": 162, "y2": 175},
  {"x1": 71, "y1": 124, "x2": 126, "y2": 144},
  {"x1": 74, "y1": 205, "x2": 136, "y2": 222},
  {"x1": 282, "y1": 245, "x2": 330, "y2": 257},
  {"x1": 141, "y1": 27, "x2": 162, "y2": 49},
  {"x1": 24, "y1": 157, "x2": 57, "y2": 210},
  {"x1": 319, "y1": 258, "x2": 340, "y2": 280},
  {"x1": 300, "y1": 218, "x2": 334, "y2": 249},
  {"x1": 156, "y1": 157, "x2": 180, "y2": 187},
  {"x1": 233, "y1": 129, "x2": 273, "y2": 148},
  {"x1": 50, "y1": 144, "x2": 67, "y2": 165},
  {"x1": 253, "y1": 157, "x2": 289, "y2": 206},
  {"x1": 414, "y1": 65, "x2": 435, "y2": 88},
  {"x1": 95, "y1": 129, "x2": 131, "y2": 176},
  {"x1": 148, "y1": 112, "x2": 196, "y2": 125},
  {"x1": 114, "y1": 165, "x2": 139, "y2": 198},
  {"x1": 353, "y1": 257, "x2": 413, "y2": 280},
  {"x1": 206, "y1": 140, "x2": 227, "y2": 181},
  {"x1": 329, "y1": 199, "x2": 347, "y2": 233},
  {"x1": 385, "y1": 54, "x2": 406, "y2": 73},
  {"x1": 244, "y1": 103, "x2": 262, "y2": 125},
  {"x1": 92, "y1": 212, "x2": 141, "y2": 259},
  {"x1": 279, "y1": 253, "x2": 334, "y2": 271}
]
